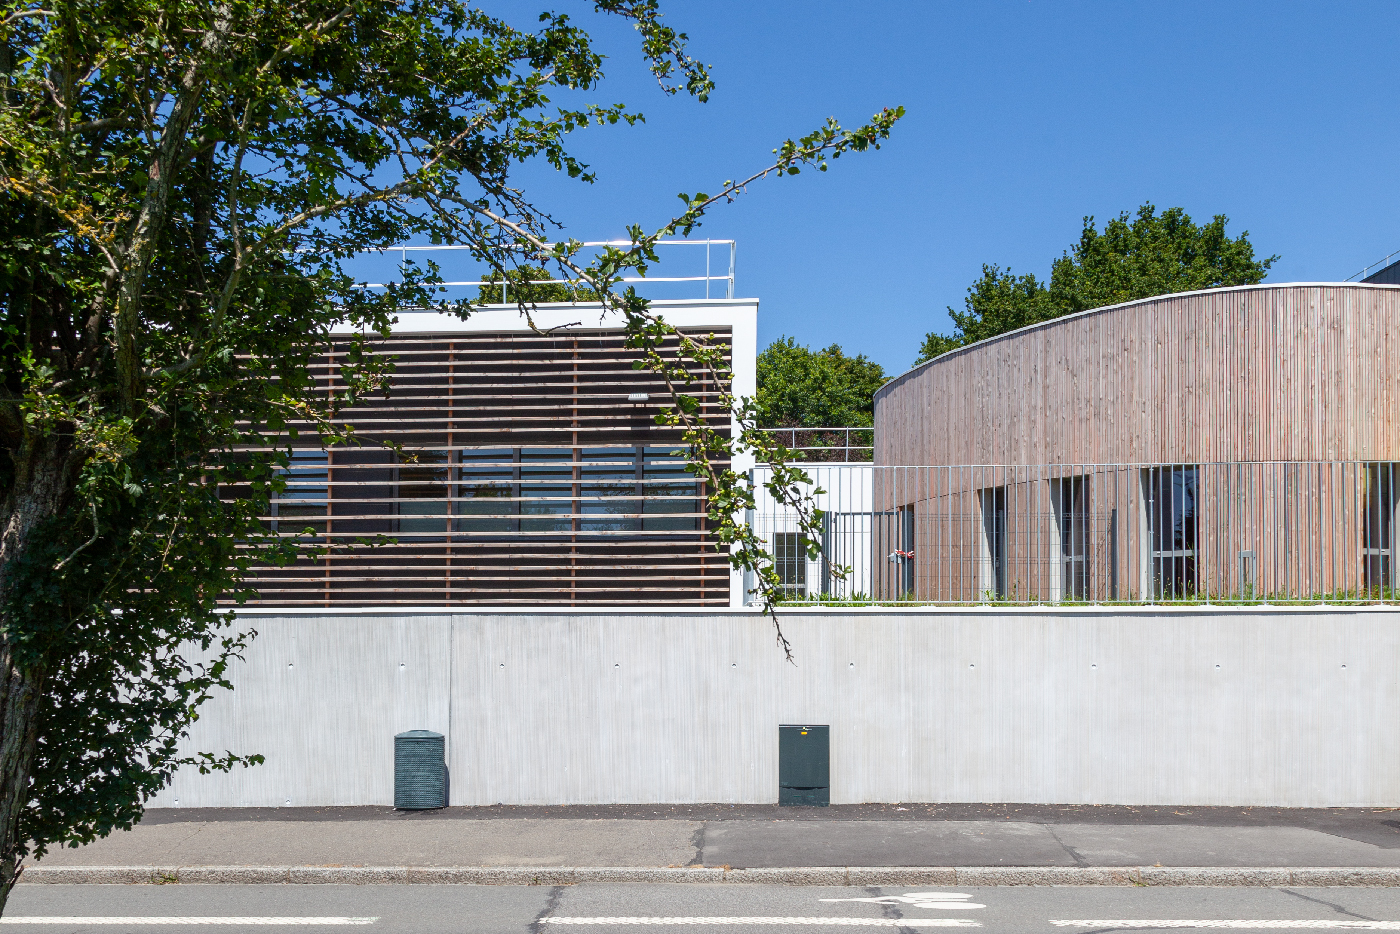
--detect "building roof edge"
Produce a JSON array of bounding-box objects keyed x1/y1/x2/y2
[{"x1": 873, "y1": 281, "x2": 1400, "y2": 404}]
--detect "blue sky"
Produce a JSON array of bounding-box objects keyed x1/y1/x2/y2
[{"x1": 497, "y1": 1, "x2": 1400, "y2": 377}]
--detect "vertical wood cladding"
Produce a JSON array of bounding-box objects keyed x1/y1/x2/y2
[
  {"x1": 231, "y1": 328, "x2": 733, "y2": 606},
  {"x1": 874, "y1": 285, "x2": 1400, "y2": 467},
  {"x1": 870, "y1": 285, "x2": 1400, "y2": 601}
]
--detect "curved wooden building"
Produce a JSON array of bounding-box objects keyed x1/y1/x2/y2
[
  {"x1": 870, "y1": 284, "x2": 1400, "y2": 602},
  {"x1": 876, "y1": 284, "x2": 1400, "y2": 466}
]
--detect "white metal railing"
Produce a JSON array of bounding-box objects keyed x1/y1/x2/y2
[
  {"x1": 349, "y1": 239, "x2": 737, "y2": 300},
  {"x1": 749, "y1": 460, "x2": 1400, "y2": 606},
  {"x1": 1348, "y1": 248, "x2": 1400, "y2": 282},
  {"x1": 756, "y1": 427, "x2": 873, "y2": 463}
]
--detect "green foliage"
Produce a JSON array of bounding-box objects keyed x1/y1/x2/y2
[
  {"x1": 755, "y1": 337, "x2": 886, "y2": 429},
  {"x1": 916, "y1": 203, "x2": 1277, "y2": 365},
  {"x1": 1050, "y1": 203, "x2": 1279, "y2": 312},
  {"x1": 915, "y1": 266, "x2": 1061, "y2": 363},
  {"x1": 0, "y1": 0, "x2": 901, "y2": 879}
]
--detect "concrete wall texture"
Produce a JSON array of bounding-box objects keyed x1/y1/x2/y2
[{"x1": 152, "y1": 607, "x2": 1400, "y2": 809}]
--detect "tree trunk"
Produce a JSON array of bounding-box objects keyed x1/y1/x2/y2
[
  {"x1": 0, "y1": 433, "x2": 78, "y2": 912},
  {"x1": 0, "y1": 658, "x2": 43, "y2": 911}
]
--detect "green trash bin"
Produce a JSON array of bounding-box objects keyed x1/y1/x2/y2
[{"x1": 394, "y1": 730, "x2": 446, "y2": 809}]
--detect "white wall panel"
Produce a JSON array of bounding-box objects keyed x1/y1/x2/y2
[
  {"x1": 153, "y1": 614, "x2": 452, "y2": 807},
  {"x1": 153, "y1": 607, "x2": 1400, "y2": 808}
]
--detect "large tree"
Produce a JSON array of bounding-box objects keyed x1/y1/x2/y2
[
  {"x1": 755, "y1": 337, "x2": 885, "y2": 461},
  {"x1": 756, "y1": 337, "x2": 885, "y2": 427},
  {"x1": 0, "y1": 0, "x2": 901, "y2": 908},
  {"x1": 916, "y1": 203, "x2": 1277, "y2": 365}
]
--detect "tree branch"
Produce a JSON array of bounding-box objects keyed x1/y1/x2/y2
[
  {"x1": 112, "y1": 3, "x2": 236, "y2": 411},
  {"x1": 53, "y1": 503, "x2": 98, "y2": 571},
  {"x1": 71, "y1": 116, "x2": 136, "y2": 135},
  {"x1": 0, "y1": 9, "x2": 54, "y2": 27}
]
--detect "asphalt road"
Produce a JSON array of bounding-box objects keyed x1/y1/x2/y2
[{"x1": 12, "y1": 884, "x2": 1400, "y2": 933}]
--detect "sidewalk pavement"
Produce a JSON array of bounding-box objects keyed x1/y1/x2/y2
[{"x1": 26, "y1": 804, "x2": 1400, "y2": 886}]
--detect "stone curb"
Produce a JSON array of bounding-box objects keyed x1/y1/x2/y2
[{"x1": 19, "y1": 865, "x2": 1400, "y2": 886}]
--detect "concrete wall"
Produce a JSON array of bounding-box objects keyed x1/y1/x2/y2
[{"x1": 152, "y1": 606, "x2": 1400, "y2": 809}]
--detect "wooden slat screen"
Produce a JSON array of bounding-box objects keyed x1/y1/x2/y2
[{"x1": 227, "y1": 328, "x2": 733, "y2": 606}]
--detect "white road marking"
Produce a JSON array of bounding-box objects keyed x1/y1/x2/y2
[
  {"x1": 540, "y1": 919, "x2": 980, "y2": 927},
  {"x1": 1051, "y1": 923, "x2": 1400, "y2": 930},
  {"x1": 0, "y1": 919, "x2": 377, "y2": 926},
  {"x1": 821, "y1": 893, "x2": 985, "y2": 910}
]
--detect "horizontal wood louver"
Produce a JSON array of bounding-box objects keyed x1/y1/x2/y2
[{"x1": 227, "y1": 328, "x2": 733, "y2": 606}]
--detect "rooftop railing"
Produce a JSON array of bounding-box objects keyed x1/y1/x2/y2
[
  {"x1": 1347, "y1": 248, "x2": 1400, "y2": 282},
  {"x1": 349, "y1": 239, "x2": 737, "y2": 300},
  {"x1": 755, "y1": 427, "x2": 874, "y2": 463}
]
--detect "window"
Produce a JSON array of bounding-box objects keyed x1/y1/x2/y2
[
  {"x1": 897, "y1": 504, "x2": 916, "y2": 598},
  {"x1": 1143, "y1": 466, "x2": 1198, "y2": 598},
  {"x1": 774, "y1": 532, "x2": 807, "y2": 598},
  {"x1": 271, "y1": 451, "x2": 328, "y2": 538},
  {"x1": 457, "y1": 448, "x2": 517, "y2": 533},
  {"x1": 1364, "y1": 463, "x2": 1398, "y2": 593},
  {"x1": 454, "y1": 446, "x2": 700, "y2": 536},
  {"x1": 640, "y1": 447, "x2": 701, "y2": 533},
  {"x1": 578, "y1": 447, "x2": 637, "y2": 533},
  {"x1": 519, "y1": 449, "x2": 574, "y2": 533},
  {"x1": 397, "y1": 450, "x2": 450, "y2": 541},
  {"x1": 980, "y1": 486, "x2": 1007, "y2": 599},
  {"x1": 1054, "y1": 476, "x2": 1090, "y2": 600}
]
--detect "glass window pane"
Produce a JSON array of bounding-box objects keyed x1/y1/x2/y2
[
  {"x1": 1145, "y1": 466, "x2": 1198, "y2": 598},
  {"x1": 520, "y1": 449, "x2": 573, "y2": 533},
  {"x1": 1058, "y1": 476, "x2": 1090, "y2": 601},
  {"x1": 398, "y1": 450, "x2": 449, "y2": 540},
  {"x1": 580, "y1": 447, "x2": 638, "y2": 533},
  {"x1": 981, "y1": 486, "x2": 1007, "y2": 599},
  {"x1": 457, "y1": 448, "x2": 516, "y2": 533},
  {"x1": 642, "y1": 446, "x2": 699, "y2": 533},
  {"x1": 1364, "y1": 463, "x2": 1397, "y2": 593},
  {"x1": 774, "y1": 532, "x2": 807, "y2": 597},
  {"x1": 275, "y1": 451, "x2": 328, "y2": 537}
]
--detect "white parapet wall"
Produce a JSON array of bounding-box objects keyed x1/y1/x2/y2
[
  {"x1": 152, "y1": 605, "x2": 1400, "y2": 809},
  {"x1": 750, "y1": 464, "x2": 877, "y2": 602}
]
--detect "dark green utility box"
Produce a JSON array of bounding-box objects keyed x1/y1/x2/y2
[
  {"x1": 778, "y1": 724, "x2": 829, "y2": 806},
  {"x1": 394, "y1": 730, "x2": 446, "y2": 809}
]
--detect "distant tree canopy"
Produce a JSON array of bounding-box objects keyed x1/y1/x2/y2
[
  {"x1": 916, "y1": 203, "x2": 1278, "y2": 365},
  {"x1": 756, "y1": 337, "x2": 887, "y2": 429}
]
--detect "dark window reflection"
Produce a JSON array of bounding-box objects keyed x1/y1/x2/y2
[
  {"x1": 1364, "y1": 463, "x2": 1397, "y2": 594},
  {"x1": 1145, "y1": 466, "x2": 1198, "y2": 598}
]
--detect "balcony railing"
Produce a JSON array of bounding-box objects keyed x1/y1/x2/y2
[{"x1": 755, "y1": 427, "x2": 873, "y2": 463}]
